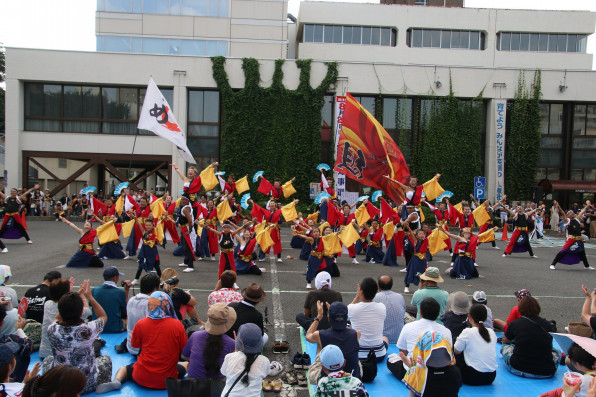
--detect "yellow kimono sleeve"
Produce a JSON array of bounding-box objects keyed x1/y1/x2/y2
[
  {"x1": 96, "y1": 221, "x2": 119, "y2": 245},
  {"x1": 427, "y1": 228, "x2": 448, "y2": 256},
  {"x1": 282, "y1": 180, "x2": 297, "y2": 198},
  {"x1": 339, "y1": 224, "x2": 360, "y2": 247},
  {"x1": 281, "y1": 201, "x2": 298, "y2": 222},
  {"x1": 150, "y1": 197, "x2": 165, "y2": 219},
  {"x1": 217, "y1": 199, "x2": 234, "y2": 222},
  {"x1": 322, "y1": 233, "x2": 342, "y2": 255},
  {"x1": 121, "y1": 219, "x2": 135, "y2": 238},
  {"x1": 354, "y1": 203, "x2": 371, "y2": 226},
  {"x1": 235, "y1": 176, "x2": 250, "y2": 194},
  {"x1": 256, "y1": 228, "x2": 274, "y2": 252},
  {"x1": 478, "y1": 228, "x2": 496, "y2": 243},
  {"x1": 472, "y1": 205, "x2": 490, "y2": 226},
  {"x1": 422, "y1": 177, "x2": 445, "y2": 202},
  {"x1": 383, "y1": 221, "x2": 395, "y2": 241},
  {"x1": 200, "y1": 166, "x2": 218, "y2": 192}
]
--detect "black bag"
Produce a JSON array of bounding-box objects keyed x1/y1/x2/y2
[
  {"x1": 165, "y1": 377, "x2": 210, "y2": 397},
  {"x1": 360, "y1": 349, "x2": 378, "y2": 383}
]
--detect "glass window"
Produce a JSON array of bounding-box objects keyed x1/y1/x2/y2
[
  {"x1": 207, "y1": 41, "x2": 218, "y2": 56},
  {"x1": 547, "y1": 168, "x2": 560, "y2": 180},
  {"x1": 382, "y1": 98, "x2": 397, "y2": 129},
  {"x1": 451, "y1": 31, "x2": 460, "y2": 49},
  {"x1": 499, "y1": 32, "x2": 510, "y2": 51},
  {"x1": 180, "y1": 40, "x2": 206, "y2": 55},
  {"x1": 541, "y1": 136, "x2": 562, "y2": 148},
  {"x1": 321, "y1": 95, "x2": 333, "y2": 128},
  {"x1": 548, "y1": 34, "x2": 558, "y2": 51},
  {"x1": 557, "y1": 34, "x2": 567, "y2": 52},
  {"x1": 441, "y1": 30, "x2": 451, "y2": 48},
  {"x1": 574, "y1": 105, "x2": 587, "y2": 135},
  {"x1": 584, "y1": 168, "x2": 596, "y2": 181},
  {"x1": 188, "y1": 91, "x2": 204, "y2": 122},
  {"x1": 324, "y1": 25, "x2": 334, "y2": 43},
  {"x1": 219, "y1": 0, "x2": 228, "y2": 17},
  {"x1": 380, "y1": 28, "x2": 390, "y2": 46},
  {"x1": 362, "y1": 27, "x2": 372, "y2": 45},
  {"x1": 567, "y1": 34, "x2": 577, "y2": 53},
  {"x1": 422, "y1": 30, "x2": 431, "y2": 47},
  {"x1": 182, "y1": 0, "x2": 207, "y2": 16},
  {"x1": 102, "y1": 0, "x2": 132, "y2": 12},
  {"x1": 25, "y1": 84, "x2": 44, "y2": 117},
  {"x1": 133, "y1": 0, "x2": 142, "y2": 12},
  {"x1": 539, "y1": 103, "x2": 550, "y2": 134},
  {"x1": 570, "y1": 169, "x2": 583, "y2": 181},
  {"x1": 169, "y1": 39, "x2": 180, "y2": 55},
  {"x1": 539, "y1": 150, "x2": 562, "y2": 167},
  {"x1": 587, "y1": 105, "x2": 596, "y2": 135},
  {"x1": 207, "y1": 0, "x2": 219, "y2": 17},
  {"x1": 203, "y1": 91, "x2": 219, "y2": 123},
  {"x1": 573, "y1": 137, "x2": 596, "y2": 149},
  {"x1": 304, "y1": 25, "x2": 314, "y2": 43},
  {"x1": 170, "y1": 0, "x2": 181, "y2": 14},
  {"x1": 314, "y1": 25, "x2": 324, "y2": 43},
  {"x1": 519, "y1": 33, "x2": 529, "y2": 51},
  {"x1": 351, "y1": 26, "x2": 361, "y2": 44},
  {"x1": 355, "y1": 96, "x2": 375, "y2": 116},
  {"x1": 571, "y1": 151, "x2": 596, "y2": 168},
  {"x1": 132, "y1": 37, "x2": 142, "y2": 53},
  {"x1": 218, "y1": 41, "x2": 227, "y2": 56},
  {"x1": 510, "y1": 33, "x2": 520, "y2": 51},
  {"x1": 550, "y1": 104, "x2": 563, "y2": 134},
  {"x1": 143, "y1": 38, "x2": 169, "y2": 54},
  {"x1": 371, "y1": 27, "x2": 380, "y2": 45},
  {"x1": 43, "y1": 85, "x2": 62, "y2": 117},
  {"x1": 412, "y1": 29, "x2": 422, "y2": 47},
  {"x1": 579, "y1": 35, "x2": 587, "y2": 52},
  {"x1": 143, "y1": 0, "x2": 169, "y2": 14},
  {"x1": 343, "y1": 26, "x2": 352, "y2": 44},
  {"x1": 102, "y1": 36, "x2": 131, "y2": 52},
  {"x1": 538, "y1": 34, "x2": 548, "y2": 51},
  {"x1": 430, "y1": 30, "x2": 441, "y2": 48},
  {"x1": 459, "y1": 31, "x2": 469, "y2": 49},
  {"x1": 187, "y1": 138, "x2": 218, "y2": 156},
  {"x1": 529, "y1": 33, "x2": 539, "y2": 51},
  {"x1": 470, "y1": 31, "x2": 480, "y2": 50},
  {"x1": 333, "y1": 26, "x2": 343, "y2": 44}
]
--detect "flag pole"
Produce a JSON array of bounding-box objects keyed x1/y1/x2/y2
[{"x1": 127, "y1": 129, "x2": 139, "y2": 181}]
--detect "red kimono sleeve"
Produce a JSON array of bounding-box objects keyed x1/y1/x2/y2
[
  {"x1": 185, "y1": 176, "x2": 202, "y2": 194},
  {"x1": 251, "y1": 203, "x2": 266, "y2": 220},
  {"x1": 257, "y1": 177, "x2": 273, "y2": 196},
  {"x1": 365, "y1": 201, "x2": 380, "y2": 218}
]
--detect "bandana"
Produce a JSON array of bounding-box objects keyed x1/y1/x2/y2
[
  {"x1": 0, "y1": 266, "x2": 12, "y2": 285},
  {"x1": 315, "y1": 271, "x2": 332, "y2": 290},
  {"x1": 147, "y1": 291, "x2": 177, "y2": 320}
]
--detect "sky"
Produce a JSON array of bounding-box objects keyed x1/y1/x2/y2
[{"x1": 0, "y1": 0, "x2": 595, "y2": 67}]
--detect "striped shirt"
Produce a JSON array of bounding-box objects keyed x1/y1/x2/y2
[{"x1": 373, "y1": 290, "x2": 406, "y2": 344}]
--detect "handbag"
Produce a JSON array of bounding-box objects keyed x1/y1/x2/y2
[
  {"x1": 165, "y1": 377, "x2": 210, "y2": 397},
  {"x1": 568, "y1": 322, "x2": 593, "y2": 338},
  {"x1": 359, "y1": 349, "x2": 378, "y2": 383}
]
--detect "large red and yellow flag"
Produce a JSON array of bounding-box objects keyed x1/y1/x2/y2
[{"x1": 334, "y1": 93, "x2": 410, "y2": 204}]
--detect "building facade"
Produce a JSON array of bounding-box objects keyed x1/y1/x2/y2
[{"x1": 4, "y1": 1, "x2": 596, "y2": 203}]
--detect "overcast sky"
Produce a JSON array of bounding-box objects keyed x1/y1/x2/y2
[{"x1": 0, "y1": 0, "x2": 595, "y2": 67}]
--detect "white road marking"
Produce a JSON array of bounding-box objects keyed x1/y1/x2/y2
[{"x1": 269, "y1": 254, "x2": 286, "y2": 342}]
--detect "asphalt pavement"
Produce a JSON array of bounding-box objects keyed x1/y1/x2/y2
[{"x1": 4, "y1": 220, "x2": 596, "y2": 396}]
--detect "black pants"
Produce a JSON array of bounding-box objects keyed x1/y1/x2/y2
[
  {"x1": 182, "y1": 236, "x2": 194, "y2": 269},
  {"x1": 296, "y1": 313, "x2": 315, "y2": 330},
  {"x1": 0, "y1": 240, "x2": 6, "y2": 250},
  {"x1": 524, "y1": 238, "x2": 535, "y2": 256},
  {"x1": 90, "y1": 255, "x2": 104, "y2": 268},
  {"x1": 246, "y1": 266, "x2": 262, "y2": 275},
  {"x1": 135, "y1": 260, "x2": 162, "y2": 279},
  {"x1": 455, "y1": 353, "x2": 496, "y2": 386},
  {"x1": 551, "y1": 250, "x2": 590, "y2": 268},
  {"x1": 404, "y1": 250, "x2": 412, "y2": 268},
  {"x1": 387, "y1": 359, "x2": 407, "y2": 380}
]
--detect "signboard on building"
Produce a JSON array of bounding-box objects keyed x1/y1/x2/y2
[
  {"x1": 494, "y1": 100, "x2": 506, "y2": 201},
  {"x1": 309, "y1": 183, "x2": 322, "y2": 200}
]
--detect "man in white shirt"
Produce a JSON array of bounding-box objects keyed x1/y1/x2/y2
[
  {"x1": 347, "y1": 277, "x2": 388, "y2": 361},
  {"x1": 388, "y1": 297, "x2": 452, "y2": 380}
]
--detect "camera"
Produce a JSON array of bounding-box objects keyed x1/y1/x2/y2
[
  {"x1": 121, "y1": 281, "x2": 129, "y2": 287},
  {"x1": 160, "y1": 276, "x2": 179, "y2": 288}
]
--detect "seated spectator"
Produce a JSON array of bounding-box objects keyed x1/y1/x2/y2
[
  {"x1": 221, "y1": 323, "x2": 270, "y2": 396},
  {"x1": 501, "y1": 296, "x2": 561, "y2": 379},
  {"x1": 42, "y1": 281, "x2": 112, "y2": 394},
  {"x1": 0, "y1": 343, "x2": 40, "y2": 397},
  {"x1": 581, "y1": 284, "x2": 596, "y2": 332},
  {"x1": 398, "y1": 330, "x2": 462, "y2": 397},
  {"x1": 454, "y1": 304, "x2": 498, "y2": 386},
  {"x1": 182, "y1": 303, "x2": 237, "y2": 396},
  {"x1": 22, "y1": 365, "x2": 87, "y2": 397},
  {"x1": 472, "y1": 290, "x2": 493, "y2": 329},
  {"x1": 40, "y1": 278, "x2": 92, "y2": 360},
  {"x1": 440, "y1": 291, "x2": 471, "y2": 343},
  {"x1": 373, "y1": 275, "x2": 406, "y2": 344},
  {"x1": 306, "y1": 301, "x2": 361, "y2": 380},
  {"x1": 160, "y1": 268, "x2": 204, "y2": 326},
  {"x1": 91, "y1": 267, "x2": 130, "y2": 333},
  {"x1": 0, "y1": 266, "x2": 18, "y2": 307},
  {"x1": 348, "y1": 277, "x2": 388, "y2": 362},
  {"x1": 24, "y1": 271, "x2": 61, "y2": 324},
  {"x1": 0, "y1": 304, "x2": 32, "y2": 382},
  {"x1": 296, "y1": 272, "x2": 342, "y2": 330},
  {"x1": 314, "y1": 344, "x2": 369, "y2": 397},
  {"x1": 115, "y1": 274, "x2": 160, "y2": 355},
  {"x1": 389, "y1": 298, "x2": 452, "y2": 381},
  {"x1": 208, "y1": 270, "x2": 243, "y2": 307},
  {"x1": 226, "y1": 283, "x2": 268, "y2": 345},
  {"x1": 96, "y1": 291, "x2": 188, "y2": 393},
  {"x1": 494, "y1": 289, "x2": 530, "y2": 331},
  {"x1": 411, "y1": 268, "x2": 448, "y2": 324}
]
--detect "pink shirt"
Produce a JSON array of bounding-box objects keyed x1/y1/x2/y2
[{"x1": 208, "y1": 288, "x2": 243, "y2": 306}]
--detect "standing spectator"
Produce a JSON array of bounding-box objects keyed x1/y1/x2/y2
[
  {"x1": 348, "y1": 277, "x2": 388, "y2": 362},
  {"x1": 96, "y1": 291, "x2": 188, "y2": 393},
  {"x1": 550, "y1": 204, "x2": 560, "y2": 233},
  {"x1": 314, "y1": 345, "x2": 369, "y2": 397},
  {"x1": 440, "y1": 291, "x2": 471, "y2": 343},
  {"x1": 472, "y1": 291, "x2": 494, "y2": 329},
  {"x1": 115, "y1": 274, "x2": 160, "y2": 355},
  {"x1": 23, "y1": 271, "x2": 61, "y2": 324},
  {"x1": 91, "y1": 267, "x2": 130, "y2": 333},
  {"x1": 411, "y1": 267, "x2": 449, "y2": 324},
  {"x1": 59, "y1": 193, "x2": 71, "y2": 217},
  {"x1": 296, "y1": 271, "x2": 343, "y2": 330},
  {"x1": 372, "y1": 275, "x2": 405, "y2": 344},
  {"x1": 43, "y1": 282, "x2": 112, "y2": 394},
  {"x1": 226, "y1": 283, "x2": 268, "y2": 344},
  {"x1": 207, "y1": 270, "x2": 243, "y2": 307}
]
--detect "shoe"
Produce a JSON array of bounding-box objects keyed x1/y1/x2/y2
[
  {"x1": 444, "y1": 267, "x2": 452, "y2": 274},
  {"x1": 281, "y1": 385, "x2": 297, "y2": 397},
  {"x1": 233, "y1": 283, "x2": 239, "y2": 290},
  {"x1": 284, "y1": 371, "x2": 298, "y2": 386},
  {"x1": 27, "y1": 240, "x2": 33, "y2": 244},
  {"x1": 306, "y1": 283, "x2": 312, "y2": 289},
  {"x1": 586, "y1": 266, "x2": 595, "y2": 270},
  {"x1": 273, "y1": 342, "x2": 283, "y2": 354},
  {"x1": 291, "y1": 352, "x2": 303, "y2": 369},
  {"x1": 296, "y1": 371, "x2": 307, "y2": 386},
  {"x1": 210, "y1": 256, "x2": 216, "y2": 261},
  {"x1": 277, "y1": 258, "x2": 283, "y2": 263},
  {"x1": 101, "y1": 257, "x2": 108, "y2": 260},
  {"x1": 399, "y1": 268, "x2": 408, "y2": 273},
  {"x1": 550, "y1": 265, "x2": 556, "y2": 270},
  {"x1": 493, "y1": 246, "x2": 500, "y2": 249},
  {"x1": 370, "y1": 260, "x2": 376, "y2": 264},
  {"x1": 262, "y1": 379, "x2": 273, "y2": 392},
  {"x1": 474, "y1": 263, "x2": 479, "y2": 267},
  {"x1": 352, "y1": 258, "x2": 359, "y2": 264},
  {"x1": 197, "y1": 257, "x2": 203, "y2": 261},
  {"x1": 287, "y1": 255, "x2": 294, "y2": 259},
  {"x1": 271, "y1": 379, "x2": 283, "y2": 392},
  {"x1": 258, "y1": 258, "x2": 265, "y2": 262},
  {"x1": 131, "y1": 279, "x2": 139, "y2": 285},
  {"x1": 502, "y1": 254, "x2": 507, "y2": 257},
  {"x1": 532, "y1": 255, "x2": 539, "y2": 259},
  {"x1": 183, "y1": 268, "x2": 195, "y2": 273},
  {"x1": 178, "y1": 263, "x2": 188, "y2": 267},
  {"x1": 1, "y1": 249, "x2": 7, "y2": 254},
  {"x1": 269, "y1": 361, "x2": 283, "y2": 376},
  {"x1": 301, "y1": 352, "x2": 311, "y2": 368},
  {"x1": 122, "y1": 255, "x2": 130, "y2": 260},
  {"x1": 259, "y1": 267, "x2": 267, "y2": 273},
  {"x1": 404, "y1": 287, "x2": 410, "y2": 293}
]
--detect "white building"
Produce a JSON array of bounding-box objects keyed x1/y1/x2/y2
[{"x1": 4, "y1": 1, "x2": 596, "y2": 203}]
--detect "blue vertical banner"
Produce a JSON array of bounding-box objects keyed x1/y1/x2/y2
[{"x1": 494, "y1": 100, "x2": 507, "y2": 201}]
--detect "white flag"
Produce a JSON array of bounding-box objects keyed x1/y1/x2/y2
[{"x1": 138, "y1": 78, "x2": 196, "y2": 164}]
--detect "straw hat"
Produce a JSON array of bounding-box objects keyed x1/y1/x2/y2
[
  {"x1": 420, "y1": 267, "x2": 444, "y2": 283},
  {"x1": 204, "y1": 303, "x2": 237, "y2": 335}
]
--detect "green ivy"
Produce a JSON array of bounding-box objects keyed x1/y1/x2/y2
[
  {"x1": 417, "y1": 76, "x2": 484, "y2": 202},
  {"x1": 506, "y1": 70, "x2": 542, "y2": 200},
  {"x1": 211, "y1": 57, "x2": 338, "y2": 204}
]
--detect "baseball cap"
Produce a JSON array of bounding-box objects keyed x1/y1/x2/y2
[
  {"x1": 236, "y1": 323, "x2": 265, "y2": 354},
  {"x1": 515, "y1": 289, "x2": 531, "y2": 299},
  {"x1": 472, "y1": 291, "x2": 487, "y2": 303},
  {"x1": 328, "y1": 302, "x2": 348, "y2": 330},
  {"x1": 103, "y1": 266, "x2": 124, "y2": 280},
  {"x1": 0, "y1": 342, "x2": 19, "y2": 367},
  {"x1": 320, "y1": 344, "x2": 345, "y2": 371}
]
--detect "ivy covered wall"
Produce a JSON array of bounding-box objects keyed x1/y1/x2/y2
[{"x1": 211, "y1": 57, "x2": 338, "y2": 203}]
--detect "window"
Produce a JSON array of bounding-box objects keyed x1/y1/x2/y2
[
  {"x1": 188, "y1": 90, "x2": 220, "y2": 166},
  {"x1": 321, "y1": 95, "x2": 334, "y2": 163},
  {"x1": 415, "y1": 0, "x2": 428, "y2": 4},
  {"x1": 97, "y1": 36, "x2": 228, "y2": 56},
  {"x1": 571, "y1": 104, "x2": 596, "y2": 180},
  {"x1": 97, "y1": 0, "x2": 228, "y2": 17},
  {"x1": 58, "y1": 159, "x2": 67, "y2": 168},
  {"x1": 537, "y1": 103, "x2": 563, "y2": 178},
  {"x1": 301, "y1": 25, "x2": 396, "y2": 47},
  {"x1": 407, "y1": 29, "x2": 485, "y2": 50},
  {"x1": 497, "y1": 32, "x2": 588, "y2": 53},
  {"x1": 24, "y1": 83, "x2": 173, "y2": 135}
]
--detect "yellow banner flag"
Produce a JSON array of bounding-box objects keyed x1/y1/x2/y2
[
  {"x1": 121, "y1": 219, "x2": 135, "y2": 238},
  {"x1": 282, "y1": 181, "x2": 297, "y2": 198},
  {"x1": 427, "y1": 228, "x2": 448, "y2": 256},
  {"x1": 115, "y1": 195, "x2": 124, "y2": 216},
  {"x1": 254, "y1": 222, "x2": 266, "y2": 236},
  {"x1": 150, "y1": 196, "x2": 165, "y2": 219},
  {"x1": 472, "y1": 204, "x2": 490, "y2": 226},
  {"x1": 256, "y1": 228, "x2": 274, "y2": 252},
  {"x1": 96, "y1": 221, "x2": 119, "y2": 245},
  {"x1": 217, "y1": 199, "x2": 234, "y2": 222},
  {"x1": 453, "y1": 202, "x2": 463, "y2": 215},
  {"x1": 281, "y1": 201, "x2": 298, "y2": 222},
  {"x1": 318, "y1": 221, "x2": 331, "y2": 234},
  {"x1": 478, "y1": 228, "x2": 496, "y2": 243},
  {"x1": 422, "y1": 177, "x2": 445, "y2": 202},
  {"x1": 339, "y1": 223, "x2": 360, "y2": 247},
  {"x1": 306, "y1": 212, "x2": 319, "y2": 223},
  {"x1": 200, "y1": 166, "x2": 218, "y2": 191},
  {"x1": 154, "y1": 221, "x2": 165, "y2": 244},
  {"x1": 322, "y1": 233, "x2": 342, "y2": 255},
  {"x1": 235, "y1": 176, "x2": 250, "y2": 194},
  {"x1": 383, "y1": 221, "x2": 395, "y2": 241},
  {"x1": 354, "y1": 203, "x2": 371, "y2": 226}
]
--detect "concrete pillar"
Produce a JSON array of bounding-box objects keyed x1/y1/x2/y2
[
  {"x1": 5, "y1": 78, "x2": 22, "y2": 190},
  {"x1": 170, "y1": 72, "x2": 188, "y2": 196}
]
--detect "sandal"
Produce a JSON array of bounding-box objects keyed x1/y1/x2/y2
[
  {"x1": 296, "y1": 371, "x2": 307, "y2": 387},
  {"x1": 273, "y1": 341, "x2": 283, "y2": 354},
  {"x1": 284, "y1": 370, "x2": 298, "y2": 385},
  {"x1": 271, "y1": 378, "x2": 283, "y2": 392},
  {"x1": 262, "y1": 379, "x2": 273, "y2": 392},
  {"x1": 280, "y1": 340, "x2": 289, "y2": 354}
]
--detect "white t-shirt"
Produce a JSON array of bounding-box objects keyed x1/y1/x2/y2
[
  {"x1": 453, "y1": 327, "x2": 498, "y2": 373},
  {"x1": 348, "y1": 301, "x2": 386, "y2": 356},
  {"x1": 0, "y1": 382, "x2": 24, "y2": 397},
  {"x1": 221, "y1": 351, "x2": 270, "y2": 397},
  {"x1": 396, "y1": 318, "x2": 453, "y2": 358}
]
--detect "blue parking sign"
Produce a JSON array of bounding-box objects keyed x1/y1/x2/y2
[{"x1": 475, "y1": 188, "x2": 486, "y2": 199}]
